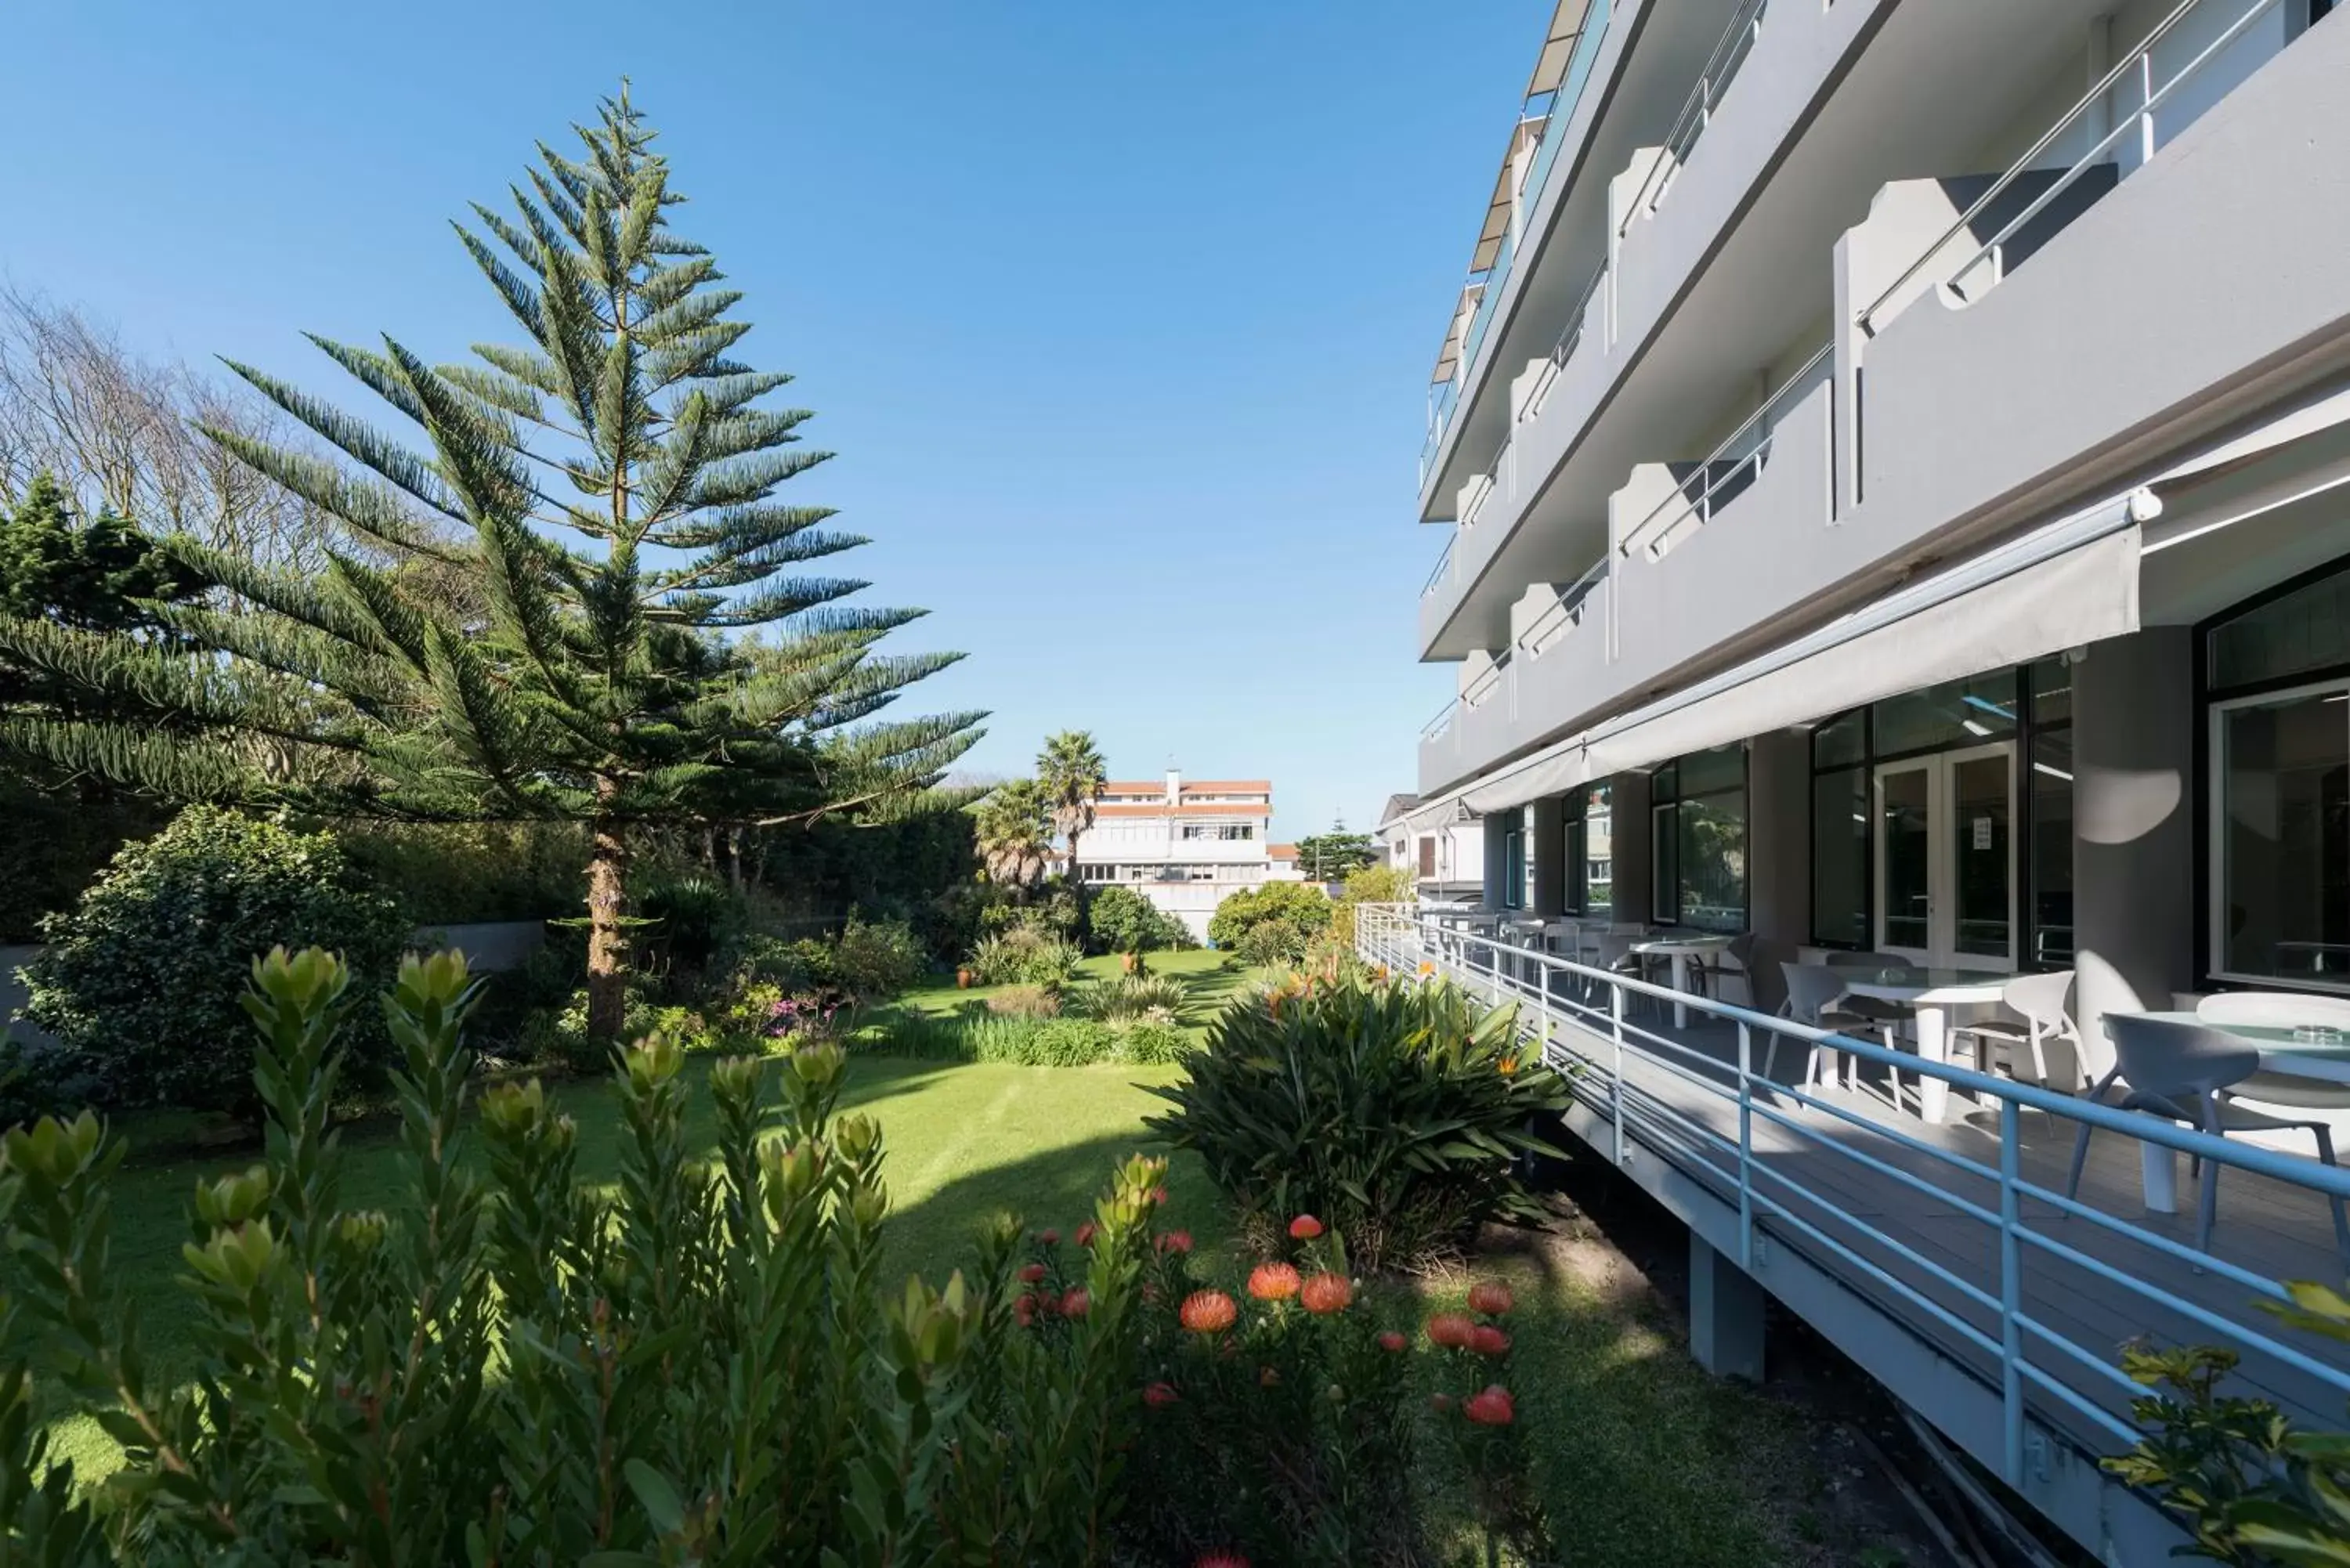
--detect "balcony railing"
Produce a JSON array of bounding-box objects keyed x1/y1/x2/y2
[
  {"x1": 1617, "y1": 342, "x2": 1831, "y2": 562},
  {"x1": 1417, "y1": 379, "x2": 1462, "y2": 491},
  {"x1": 1461, "y1": 435, "x2": 1512, "y2": 529},
  {"x1": 1421, "y1": 698, "x2": 1459, "y2": 745},
  {"x1": 1421, "y1": 532, "x2": 1457, "y2": 598},
  {"x1": 1517, "y1": 259, "x2": 1610, "y2": 423},
  {"x1": 1517, "y1": 554, "x2": 1610, "y2": 659},
  {"x1": 1859, "y1": 0, "x2": 2292, "y2": 335},
  {"x1": 1618, "y1": 0, "x2": 1770, "y2": 236},
  {"x1": 1461, "y1": 647, "x2": 1512, "y2": 710},
  {"x1": 1419, "y1": 0, "x2": 1618, "y2": 489}
]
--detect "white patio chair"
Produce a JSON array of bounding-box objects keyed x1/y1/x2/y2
[
  {"x1": 2066, "y1": 1014, "x2": 2350, "y2": 1264},
  {"x1": 1772, "y1": 963, "x2": 1899, "y2": 1096},
  {"x1": 1952, "y1": 970, "x2": 2081, "y2": 1089}
]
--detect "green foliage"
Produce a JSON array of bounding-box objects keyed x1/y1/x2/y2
[
  {"x1": 1084, "y1": 883, "x2": 1195, "y2": 955},
  {"x1": 1292, "y1": 826, "x2": 1378, "y2": 883},
  {"x1": 22, "y1": 807, "x2": 410, "y2": 1117},
  {"x1": 1037, "y1": 730, "x2": 1105, "y2": 887},
  {"x1": 974, "y1": 778, "x2": 1054, "y2": 895},
  {"x1": 1148, "y1": 970, "x2": 1573, "y2": 1272},
  {"x1": 1077, "y1": 973, "x2": 1188, "y2": 1023},
  {"x1": 339, "y1": 819, "x2": 587, "y2": 922},
  {"x1": 1208, "y1": 879, "x2": 1332, "y2": 951},
  {"x1": 0, "y1": 471, "x2": 202, "y2": 641},
  {"x1": 0, "y1": 945, "x2": 1177, "y2": 1564},
  {"x1": 985, "y1": 984, "x2": 1064, "y2": 1020},
  {"x1": 1236, "y1": 916, "x2": 1311, "y2": 970},
  {"x1": 636, "y1": 873, "x2": 736, "y2": 977},
  {"x1": 2113, "y1": 1279, "x2": 2350, "y2": 1563},
  {"x1": 829, "y1": 914, "x2": 927, "y2": 1005},
  {"x1": 874, "y1": 1009, "x2": 1184, "y2": 1068},
  {"x1": 967, "y1": 925, "x2": 1084, "y2": 988},
  {"x1": 1332, "y1": 863, "x2": 1414, "y2": 945}
]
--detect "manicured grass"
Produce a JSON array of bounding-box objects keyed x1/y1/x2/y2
[{"x1": 860, "y1": 948, "x2": 1257, "y2": 1046}]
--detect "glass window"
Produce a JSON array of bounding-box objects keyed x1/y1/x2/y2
[
  {"x1": 2030, "y1": 731, "x2": 2074, "y2": 965},
  {"x1": 1677, "y1": 789, "x2": 1747, "y2": 933},
  {"x1": 1679, "y1": 744, "x2": 1745, "y2": 797},
  {"x1": 2216, "y1": 686, "x2": 2350, "y2": 982},
  {"x1": 1584, "y1": 784, "x2": 1614, "y2": 916},
  {"x1": 1503, "y1": 829, "x2": 1527, "y2": 910},
  {"x1": 1813, "y1": 710, "x2": 1865, "y2": 768},
  {"x1": 2026, "y1": 656, "x2": 2072, "y2": 728},
  {"x1": 1652, "y1": 802, "x2": 1677, "y2": 922},
  {"x1": 1812, "y1": 766, "x2": 1868, "y2": 948},
  {"x1": 2209, "y1": 565, "x2": 2350, "y2": 693},
  {"x1": 1873, "y1": 671, "x2": 2019, "y2": 757}
]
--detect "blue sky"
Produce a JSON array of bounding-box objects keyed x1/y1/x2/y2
[{"x1": 3, "y1": 1, "x2": 1540, "y2": 839}]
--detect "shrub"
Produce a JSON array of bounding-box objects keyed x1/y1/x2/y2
[
  {"x1": 872, "y1": 1010, "x2": 1182, "y2": 1067},
  {"x1": 985, "y1": 984, "x2": 1062, "y2": 1019},
  {"x1": 1084, "y1": 884, "x2": 1196, "y2": 955},
  {"x1": 340, "y1": 819, "x2": 585, "y2": 923},
  {"x1": 1148, "y1": 970, "x2": 1573, "y2": 1271},
  {"x1": 1207, "y1": 880, "x2": 1332, "y2": 951},
  {"x1": 829, "y1": 914, "x2": 927, "y2": 1005},
  {"x1": 1235, "y1": 916, "x2": 1311, "y2": 970},
  {"x1": 637, "y1": 873, "x2": 736, "y2": 978},
  {"x1": 23, "y1": 807, "x2": 410, "y2": 1118},
  {"x1": 1332, "y1": 863, "x2": 1414, "y2": 945},
  {"x1": 1117, "y1": 1018, "x2": 1188, "y2": 1064},
  {"x1": 0, "y1": 947, "x2": 1173, "y2": 1563},
  {"x1": 967, "y1": 926, "x2": 1083, "y2": 988},
  {"x1": 1077, "y1": 973, "x2": 1188, "y2": 1022}
]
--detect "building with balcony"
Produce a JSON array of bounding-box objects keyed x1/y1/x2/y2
[
  {"x1": 1068, "y1": 771, "x2": 1282, "y2": 939},
  {"x1": 1390, "y1": 0, "x2": 2350, "y2": 1557}
]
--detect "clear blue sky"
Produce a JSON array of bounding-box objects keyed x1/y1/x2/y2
[{"x1": 3, "y1": 1, "x2": 1541, "y2": 840}]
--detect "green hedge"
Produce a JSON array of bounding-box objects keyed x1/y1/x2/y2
[{"x1": 873, "y1": 1010, "x2": 1185, "y2": 1067}]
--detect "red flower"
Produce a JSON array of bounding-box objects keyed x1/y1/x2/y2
[
  {"x1": 1195, "y1": 1554, "x2": 1250, "y2": 1568},
  {"x1": 1288, "y1": 1213, "x2": 1325, "y2": 1240},
  {"x1": 1248, "y1": 1262, "x2": 1301, "y2": 1302},
  {"x1": 1144, "y1": 1381, "x2": 1180, "y2": 1409},
  {"x1": 1038, "y1": 1228, "x2": 1061, "y2": 1245},
  {"x1": 1377, "y1": 1330, "x2": 1408, "y2": 1353},
  {"x1": 1467, "y1": 1281, "x2": 1515, "y2": 1317},
  {"x1": 1151, "y1": 1185, "x2": 1170, "y2": 1206},
  {"x1": 1157, "y1": 1229, "x2": 1195, "y2": 1255},
  {"x1": 1426, "y1": 1312, "x2": 1475, "y2": 1349},
  {"x1": 1464, "y1": 1385, "x2": 1515, "y2": 1426},
  {"x1": 1470, "y1": 1324, "x2": 1511, "y2": 1357},
  {"x1": 1061, "y1": 1288, "x2": 1091, "y2": 1319},
  {"x1": 1014, "y1": 1295, "x2": 1038, "y2": 1328},
  {"x1": 1018, "y1": 1263, "x2": 1048, "y2": 1284},
  {"x1": 1179, "y1": 1289, "x2": 1238, "y2": 1334},
  {"x1": 1299, "y1": 1272, "x2": 1353, "y2": 1315},
  {"x1": 1076, "y1": 1221, "x2": 1097, "y2": 1248}
]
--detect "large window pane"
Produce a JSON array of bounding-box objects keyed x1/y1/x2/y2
[
  {"x1": 1812, "y1": 767, "x2": 1868, "y2": 947},
  {"x1": 1952, "y1": 753, "x2": 2012, "y2": 960},
  {"x1": 1584, "y1": 784, "x2": 1613, "y2": 916},
  {"x1": 2211, "y1": 567, "x2": 2350, "y2": 693},
  {"x1": 1879, "y1": 765, "x2": 1932, "y2": 952},
  {"x1": 1813, "y1": 710, "x2": 1865, "y2": 768},
  {"x1": 2027, "y1": 657, "x2": 2073, "y2": 728},
  {"x1": 2031, "y1": 732, "x2": 2074, "y2": 965},
  {"x1": 2220, "y1": 690, "x2": 2350, "y2": 980},
  {"x1": 1676, "y1": 790, "x2": 1746, "y2": 933},
  {"x1": 1874, "y1": 671, "x2": 2019, "y2": 757},
  {"x1": 1652, "y1": 804, "x2": 1679, "y2": 922},
  {"x1": 1679, "y1": 743, "x2": 1746, "y2": 796}
]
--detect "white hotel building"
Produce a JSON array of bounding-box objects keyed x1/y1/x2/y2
[{"x1": 1067, "y1": 771, "x2": 1299, "y2": 940}]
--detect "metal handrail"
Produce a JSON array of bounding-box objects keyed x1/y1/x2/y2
[
  {"x1": 1462, "y1": 435, "x2": 1511, "y2": 528},
  {"x1": 1516, "y1": 553, "x2": 1610, "y2": 659},
  {"x1": 1618, "y1": 0, "x2": 1770, "y2": 237},
  {"x1": 1856, "y1": 0, "x2": 2284, "y2": 335},
  {"x1": 1421, "y1": 533, "x2": 1456, "y2": 598},
  {"x1": 1461, "y1": 647, "x2": 1512, "y2": 710},
  {"x1": 1354, "y1": 904, "x2": 2350, "y2": 1493},
  {"x1": 1420, "y1": 701, "x2": 1458, "y2": 744},
  {"x1": 1617, "y1": 341, "x2": 1831, "y2": 561}
]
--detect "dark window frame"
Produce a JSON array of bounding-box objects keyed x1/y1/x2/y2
[{"x1": 1651, "y1": 749, "x2": 1749, "y2": 931}]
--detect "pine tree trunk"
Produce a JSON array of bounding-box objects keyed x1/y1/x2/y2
[{"x1": 586, "y1": 811, "x2": 631, "y2": 1042}]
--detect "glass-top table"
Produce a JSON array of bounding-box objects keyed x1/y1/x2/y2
[{"x1": 1837, "y1": 968, "x2": 2013, "y2": 1125}]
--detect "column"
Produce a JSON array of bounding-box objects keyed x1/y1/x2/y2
[
  {"x1": 1746, "y1": 729, "x2": 1812, "y2": 950},
  {"x1": 2072, "y1": 629, "x2": 2195, "y2": 1077},
  {"x1": 1611, "y1": 772, "x2": 1653, "y2": 925},
  {"x1": 1530, "y1": 795, "x2": 1568, "y2": 918},
  {"x1": 1688, "y1": 1231, "x2": 1766, "y2": 1382},
  {"x1": 1481, "y1": 812, "x2": 1513, "y2": 910}
]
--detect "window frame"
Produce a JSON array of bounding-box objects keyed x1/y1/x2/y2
[
  {"x1": 2204, "y1": 674, "x2": 2350, "y2": 992},
  {"x1": 1650, "y1": 750, "x2": 1748, "y2": 931}
]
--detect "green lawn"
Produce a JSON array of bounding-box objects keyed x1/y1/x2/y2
[{"x1": 862, "y1": 947, "x2": 1256, "y2": 1046}]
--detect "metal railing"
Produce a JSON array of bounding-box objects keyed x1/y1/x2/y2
[
  {"x1": 1420, "y1": 700, "x2": 1458, "y2": 745},
  {"x1": 1354, "y1": 904, "x2": 2350, "y2": 1495},
  {"x1": 1517, "y1": 260, "x2": 1611, "y2": 425},
  {"x1": 1461, "y1": 436, "x2": 1511, "y2": 529},
  {"x1": 1858, "y1": 0, "x2": 2287, "y2": 335},
  {"x1": 1619, "y1": 0, "x2": 1770, "y2": 237},
  {"x1": 1421, "y1": 0, "x2": 1619, "y2": 485},
  {"x1": 1617, "y1": 342, "x2": 1831, "y2": 562},
  {"x1": 1516, "y1": 554, "x2": 1608, "y2": 660},
  {"x1": 1421, "y1": 533, "x2": 1457, "y2": 598},
  {"x1": 1419, "y1": 379, "x2": 1462, "y2": 491},
  {"x1": 1461, "y1": 648, "x2": 1511, "y2": 710}
]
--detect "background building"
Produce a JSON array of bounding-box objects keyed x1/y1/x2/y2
[{"x1": 1070, "y1": 771, "x2": 1284, "y2": 939}]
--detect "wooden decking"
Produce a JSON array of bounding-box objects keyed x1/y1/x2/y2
[{"x1": 1465, "y1": 956, "x2": 2350, "y2": 1451}]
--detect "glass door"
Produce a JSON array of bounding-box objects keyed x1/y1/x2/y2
[{"x1": 1874, "y1": 744, "x2": 2016, "y2": 968}]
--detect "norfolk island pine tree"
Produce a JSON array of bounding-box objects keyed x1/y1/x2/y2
[{"x1": 0, "y1": 88, "x2": 983, "y2": 1039}]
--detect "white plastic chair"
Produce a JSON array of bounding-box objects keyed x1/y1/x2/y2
[
  {"x1": 1773, "y1": 963, "x2": 1896, "y2": 1094},
  {"x1": 2067, "y1": 1014, "x2": 2350, "y2": 1263},
  {"x1": 1952, "y1": 970, "x2": 2081, "y2": 1089},
  {"x1": 2197, "y1": 991, "x2": 2350, "y2": 1111}
]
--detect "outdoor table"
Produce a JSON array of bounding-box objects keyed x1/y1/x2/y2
[
  {"x1": 2107, "y1": 1010, "x2": 2350, "y2": 1213},
  {"x1": 1629, "y1": 933, "x2": 1736, "y2": 1029},
  {"x1": 1837, "y1": 967, "x2": 2012, "y2": 1125}
]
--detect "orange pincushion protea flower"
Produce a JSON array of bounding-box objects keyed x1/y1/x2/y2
[
  {"x1": 1425, "y1": 1311, "x2": 1475, "y2": 1349},
  {"x1": 1247, "y1": 1262, "x2": 1302, "y2": 1302},
  {"x1": 1470, "y1": 1324, "x2": 1511, "y2": 1357},
  {"x1": 1463, "y1": 1385, "x2": 1516, "y2": 1426},
  {"x1": 1061, "y1": 1288, "x2": 1091, "y2": 1319},
  {"x1": 1467, "y1": 1281, "x2": 1514, "y2": 1316},
  {"x1": 1075, "y1": 1221, "x2": 1097, "y2": 1247},
  {"x1": 1157, "y1": 1229, "x2": 1194, "y2": 1254},
  {"x1": 1179, "y1": 1289, "x2": 1238, "y2": 1334},
  {"x1": 1018, "y1": 1263, "x2": 1047, "y2": 1284},
  {"x1": 1287, "y1": 1213, "x2": 1324, "y2": 1240},
  {"x1": 1299, "y1": 1272, "x2": 1353, "y2": 1315}
]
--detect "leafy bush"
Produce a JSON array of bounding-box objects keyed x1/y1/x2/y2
[
  {"x1": 967, "y1": 926, "x2": 1083, "y2": 988},
  {"x1": 0, "y1": 947, "x2": 1174, "y2": 1563},
  {"x1": 1207, "y1": 880, "x2": 1332, "y2": 951},
  {"x1": 1117, "y1": 1018, "x2": 1188, "y2": 1064},
  {"x1": 1084, "y1": 885, "x2": 1196, "y2": 955},
  {"x1": 874, "y1": 1010, "x2": 1183, "y2": 1067},
  {"x1": 1148, "y1": 970, "x2": 1572, "y2": 1271},
  {"x1": 830, "y1": 914, "x2": 927, "y2": 1005},
  {"x1": 1332, "y1": 863, "x2": 1414, "y2": 944},
  {"x1": 340, "y1": 819, "x2": 585, "y2": 923},
  {"x1": 1077, "y1": 973, "x2": 1188, "y2": 1022},
  {"x1": 1236, "y1": 916, "x2": 1311, "y2": 970},
  {"x1": 637, "y1": 873, "x2": 736, "y2": 978},
  {"x1": 23, "y1": 807, "x2": 410, "y2": 1118},
  {"x1": 985, "y1": 984, "x2": 1063, "y2": 1019}
]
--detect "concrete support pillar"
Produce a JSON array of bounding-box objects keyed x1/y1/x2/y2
[
  {"x1": 1612, "y1": 772, "x2": 1653, "y2": 924},
  {"x1": 1530, "y1": 795, "x2": 1568, "y2": 918},
  {"x1": 1688, "y1": 1231, "x2": 1766, "y2": 1382},
  {"x1": 1746, "y1": 730, "x2": 1812, "y2": 950},
  {"x1": 2072, "y1": 629, "x2": 2195, "y2": 1084},
  {"x1": 1481, "y1": 812, "x2": 1513, "y2": 910}
]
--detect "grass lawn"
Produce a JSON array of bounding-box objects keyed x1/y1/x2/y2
[{"x1": 859, "y1": 947, "x2": 1256, "y2": 1047}]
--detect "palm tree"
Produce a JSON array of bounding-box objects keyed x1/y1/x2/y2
[
  {"x1": 974, "y1": 777, "x2": 1053, "y2": 898},
  {"x1": 1039, "y1": 731, "x2": 1107, "y2": 909}
]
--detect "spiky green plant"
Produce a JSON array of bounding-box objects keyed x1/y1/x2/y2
[
  {"x1": 0, "y1": 89, "x2": 982, "y2": 1035},
  {"x1": 1038, "y1": 731, "x2": 1105, "y2": 911}
]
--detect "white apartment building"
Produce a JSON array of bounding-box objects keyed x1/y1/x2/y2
[
  {"x1": 1392, "y1": 1, "x2": 2350, "y2": 1558},
  {"x1": 1070, "y1": 771, "x2": 1292, "y2": 939}
]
